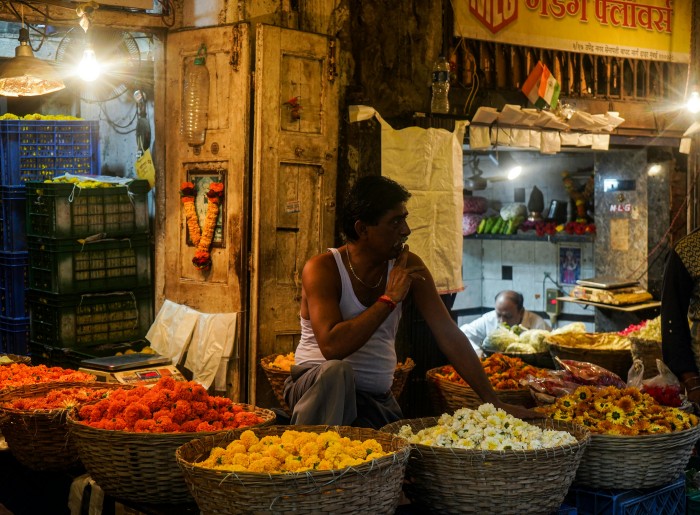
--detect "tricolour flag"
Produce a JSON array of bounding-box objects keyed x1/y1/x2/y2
[{"x1": 521, "y1": 61, "x2": 560, "y2": 110}]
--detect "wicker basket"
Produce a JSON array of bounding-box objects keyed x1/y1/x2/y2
[
  {"x1": 0, "y1": 354, "x2": 31, "y2": 366},
  {"x1": 482, "y1": 348, "x2": 555, "y2": 369},
  {"x1": 261, "y1": 354, "x2": 416, "y2": 415},
  {"x1": 0, "y1": 381, "x2": 125, "y2": 471},
  {"x1": 380, "y1": 417, "x2": 590, "y2": 515},
  {"x1": 426, "y1": 366, "x2": 535, "y2": 414},
  {"x1": 628, "y1": 337, "x2": 663, "y2": 379},
  {"x1": 575, "y1": 423, "x2": 700, "y2": 489},
  {"x1": 176, "y1": 424, "x2": 410, "y2": 514},
  {"x1": 547, "y1": 338, "x2": 632, "y2": 381},
  {"x1": 67, "y1": 403, "x2": 276, "y2": 503}
]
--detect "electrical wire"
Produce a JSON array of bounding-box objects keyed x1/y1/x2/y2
[
  {"x1": 155, "y1": 0, "x2": 174, "y2": 28},
  {"x1": 99, "y1": 102, "x2": 137, "y2": 134}
]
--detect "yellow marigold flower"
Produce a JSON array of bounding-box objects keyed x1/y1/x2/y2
[
  {"x1": 232, "y1": 453, "x2": 250, "y2": 467},
  {"x1": 248, "y1": 456, "x2": 278, "y2": 473},
  {"x1": 239, "y1": 430, "x2": 258, "y2": 449},
  {"x1": 283, "y1": 455, "x2": 304, "y2": 472},
  {"x1": 363, "y1": 439, "x2": 384, "y2": 455},
  {"x1": 317, "y1": 459, "x2": 335, "y2": 470},
  {"x1": 615, "y1": 395, "x2": 635, "y2": 413},
  {"x1": 302, "y1": 456, "x2": 320, "y2": 469},
  {"x1": 316, "y1": 431, "x2": 341, "y2": 447},
  {"x1": 265, "y1": 443, "x2": 289, "y2": 461},
  {"x1": 337, "y1": 457, "x2": 363, "y2": 469},
  {"x1": 300, "y1": 442, "x2": 320, "y2": 458},
  {"x1": 217, "y1": 464, "x2": 247, "y2": 472},
  {"x1": 226, "y1": 442, "x2": 246, "y2": 454},
  {"x1": 248, "y1": 443, "x2": 265, "y2": 453},
  {"x1": 344, "y1": 444, "x2": 367, "y2": 460}
]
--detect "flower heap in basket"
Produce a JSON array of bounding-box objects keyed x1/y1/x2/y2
[
  {"x1": 0, "y1": 363, "x2": 94, "y2": 390},
  {"x1": 196, "y1": 428, "x2": 388, "y2": 473},
  {"x1": 399, "y1": 403, "x2": 577, "y2": 450},
  {"x1": 267, "y1": 351, "x2": 295, "y2": 372},
  {"x1": 436, "y1": 353, "x2": 550, "y2": 390},
  {"x1": 536, "y1": 385, "x2": 697, "y2": 435},
  {"x1": 74, "y1": 376, "x2": 263, "y2": 432},
  {"x1": 2, "y1": 386, "x2": 111, "y2": 411}
]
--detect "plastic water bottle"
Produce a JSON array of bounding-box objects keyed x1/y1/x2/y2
[
  {"x1": 181, "y1": 44, "x2": 210, "y2": 147},
  {"x1": 431, "y1": 56, "x2": 450, "y2": 114}
]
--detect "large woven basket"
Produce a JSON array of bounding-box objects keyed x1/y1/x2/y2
[
  {"x1": 575, "y1": 423, "x2": 700, "y2": 489},
  {"x1": 483, "y1": 348, "x2": 555, "y2": 369},
  {"x1": 261, "y1": 354, "x2": 416, "y2": 415},
  {"x1": 0, "y1": 354, "x2": 31, "y2": 366},
  {"x1": 426, "y1": 366, "x2": 535, "y2": 413},
  {"x1": 176, "y1": 424, "x2": 410, "y2": 514},
  {"x1": 380, "y1": 417, "x2": 590, "y2": 515},
  {"x1": 67, "y1": 403, "x2": 276, "y2": 503},
  {"x1": 628, "y1": 337, "x2": 663, "y2": 379},
  {"x1": 547, "y1": 340, "x2": 632, "y2": 381},
  {"x1": 0, "y1": 381, "x2": 125, "y2": 471}
]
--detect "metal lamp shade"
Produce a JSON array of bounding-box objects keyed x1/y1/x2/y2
[{"x1": 0, "y1": 37, "x2": 65, "y2": 97}]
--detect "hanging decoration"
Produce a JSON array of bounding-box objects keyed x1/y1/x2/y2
[{"x1": 180, "y1": 181, "x2": 224, "y2": 270}]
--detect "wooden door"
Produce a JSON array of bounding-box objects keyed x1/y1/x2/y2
[
  {"x1": 161, "y1": 25, "x2": 250, "y2": 399},
  {"x1": 249, "y1": 24, "x2": 339, "y2": 407}
]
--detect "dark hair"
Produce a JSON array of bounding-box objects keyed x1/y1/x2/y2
[
  {"x1": 341, "y1": 176, "x2": 410, "y2": 241},
  {"x1": 495, "y1": 290, "x2": 524, "y2": 311}
]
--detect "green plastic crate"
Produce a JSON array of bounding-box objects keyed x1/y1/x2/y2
[
  {"x1": 27, "y1": 287, "x2": 153, "y2": 349},
  {"x1": 28, "y1": 235, "x2": 152, "y2": 294},
  {"x1": 25, "y1": 179, "x2": 150, "y2": 239}
]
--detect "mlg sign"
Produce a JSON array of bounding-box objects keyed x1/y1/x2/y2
[{"x1": 469, "y1": 0, "x2": 517, "y2": 34}]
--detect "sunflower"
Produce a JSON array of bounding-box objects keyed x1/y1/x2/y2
[
  {"x1": 594, "y1": 400, "x2": 610, "y2": 413},
  {"x1": 574, "y1": 386, "x2": 593, "y2": 401},
  {"x1": 552, "y1": 410, "x2": 572, "y2": 422},
  {"x1": 606, "y1": 406, "x2": 627, "y2": 425},
  {"x1": 615, "y1": 395, "x2": 635, "y2": 413}
]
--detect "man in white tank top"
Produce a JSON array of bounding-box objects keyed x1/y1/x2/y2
[{"x1": 284, "y1": 176, "x2": 541, "y2": 428}]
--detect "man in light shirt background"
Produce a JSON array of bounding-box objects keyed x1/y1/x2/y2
[{"x1": 460, "y1": 290, "x2": 551, "y2": 357}]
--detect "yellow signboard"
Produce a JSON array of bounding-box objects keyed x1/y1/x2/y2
[{"x1": 453, "y1": 0, "x2": 690, "y2": 63}]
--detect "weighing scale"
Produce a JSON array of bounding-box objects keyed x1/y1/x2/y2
[
  {"x1": 571, "y1": 277, "x2": 652, "y2": 306},
  {"x1": 78, "y1": 353, "x2": 186, "y2": 385}
]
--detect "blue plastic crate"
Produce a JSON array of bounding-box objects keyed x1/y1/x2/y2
[
  {"x1": 0, "y1": 185, "x2": 26, "y2": 251},
  {"x1": 566, "y1": 476, "x2": 686, "y2": 515},
  {"x1": 0, "y1": 251, "x2": 28, "y2": 318},
  {"x1": 0, "y1": 315, "x2": 29, "y2": 355},
  {"x1": 0, "y1": 119, "x2": 99, "y2": 185}
]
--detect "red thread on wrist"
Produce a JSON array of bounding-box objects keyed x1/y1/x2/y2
[{"x1": 377, "y1": 295, "x2": 397, "y2": 311}]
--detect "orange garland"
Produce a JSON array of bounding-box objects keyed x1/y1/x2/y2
[{"x1": 180, "y1": 181, "x2": 225, "y2": 271}]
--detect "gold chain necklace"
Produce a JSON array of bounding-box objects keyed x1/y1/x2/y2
[{"x1": 345, "y1": 245, "x2": 384, "y2": 289}]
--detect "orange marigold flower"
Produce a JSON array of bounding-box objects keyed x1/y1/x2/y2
[
  {"x1": 181, "y1": 419, "x2": 202, "y2": 432},
  {"x1": 196, "y1": 421, "x2": 216, "y2": 432},
  {"x1": 134, "y1": 419, "x2": 157, "y2": 432}
]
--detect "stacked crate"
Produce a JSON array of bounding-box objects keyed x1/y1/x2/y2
[
  {"x1": 25, "y1": 178, "x2": 153, "y2": 365},
  {"x1": 0, "y1": 119, "x2": 99, "y2": 355}
]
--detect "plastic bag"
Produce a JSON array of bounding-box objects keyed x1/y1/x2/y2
[
  {"x1": 626, "y1": 358, "x2": 645, "y2": 389},
  {"x1": 640, "y1": 359, "x2": 683, "y2": 407},
  {"x1": 555, "y1": 357, "x2": 626, "y2": 388},
  {"x1": 521, "y1": 370, "x2": 581, "y2": 404}
]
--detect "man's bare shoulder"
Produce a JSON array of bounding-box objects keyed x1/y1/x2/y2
[{"x1": 303, "y1": 250, "x2": 340, "y2": 281}]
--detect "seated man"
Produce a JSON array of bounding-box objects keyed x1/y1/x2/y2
[
  {"x1": 283, "y1": 176, "x2": 540, "y2": 429},
  {"x1": 460, "y1": 290, "x2": 551, "y2": 357}
]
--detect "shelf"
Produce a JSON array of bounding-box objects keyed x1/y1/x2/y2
[
  {"x1": 557, "y1": 296, "x2": 661, "y2": 312},
  {"x1": 465, "y1": 233, "x2": 594, "y2": 243}
]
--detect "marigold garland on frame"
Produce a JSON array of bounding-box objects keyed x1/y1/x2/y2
[{"x1": 180, "y1": 181, "x2": 224, "y2": 271}]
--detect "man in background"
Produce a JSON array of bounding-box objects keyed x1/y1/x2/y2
[{"x1": 460, "y1": 290, "x2": 551, "y2": 357}]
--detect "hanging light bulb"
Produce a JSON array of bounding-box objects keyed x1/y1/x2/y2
[
  {"x1": 687, "y1": 89, "x2": 700, "y2": 114},
  {"x1": 78, "y1": 43, "x2": 100, "y2": 82},
  {"x1": 0, "y1": 26, "x2": 65, "y2": 96}
]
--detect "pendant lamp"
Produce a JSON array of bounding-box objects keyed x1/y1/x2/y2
[{"x1": 0, "y1": 27, "x2": 65, "y2": 97}]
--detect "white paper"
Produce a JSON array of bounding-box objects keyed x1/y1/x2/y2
[
  {"x1": 680, "y1": 137, "x2": 692, "y2": 154},
  {"x1": 145, "y1": 300, "x2": 199, "y2": 365},
  {"x1": 540, "y1": 131, "x2": 561, "y2": 153},
  {"x1": 498, "y1": 104, "x2": 528, "y2": 125},
  {"x1": 560, "y1": 131, "x2": 579, "y2": 146},
  {"x1": 184, "y1": 312, "x2": 238, "y2": 389},
  {"x1": 577, "y1": 133, "x2": 593, "y2": 147},
  {"x1": 469, "y1": 125, "x2": 491, "y2": 149},
  {"x1": 472, "y1": 106, "x2": 498, "y2": 124},
  {"x1": 529, "y1": 130, "x2": 541, "y2": 149},
  {"x1": 683, "y1": 121, "x2": 700, "y2": 137},
  {"x1": 510, "y1": 128, "x2": 530, "y2": 147},
  {"x1": 348, "y1": 104, "x2": 377, "y2": 123},
  {"x1": 592, "y1": 133, "x2": 611, "y2": 150},
  {"x1": 495, "y1": 127, "x2": 511, "y2": 146}
]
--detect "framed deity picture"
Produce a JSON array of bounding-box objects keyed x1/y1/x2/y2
[
  {"x1": 559, "y1": 246, "x2": 581, "y2": 285},
  {"x1": 186, "y1": 169, "x2": 225, "y2": 247}
]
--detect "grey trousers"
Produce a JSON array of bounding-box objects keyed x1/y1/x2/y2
[{"x1": 282, "y1": 360, "x2": 403, "y2": 429}]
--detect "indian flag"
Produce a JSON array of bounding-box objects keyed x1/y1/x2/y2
[{"x1": 521, "y1": 61, "x2": 560, "y2": 110}]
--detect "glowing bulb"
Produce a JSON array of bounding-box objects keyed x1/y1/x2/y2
[
  {"x1": 78, "y1": 47, "x2": 100, "y2": 82},
  {"x1": 687, "y1": 91, "x2": 700, "y2": 114},
  {"x1": 648, "y1": 164, "x2": 662, "y2": 176},
  {"x1": 507, "y1": 165, "x2": 522, "y2": 180}
]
